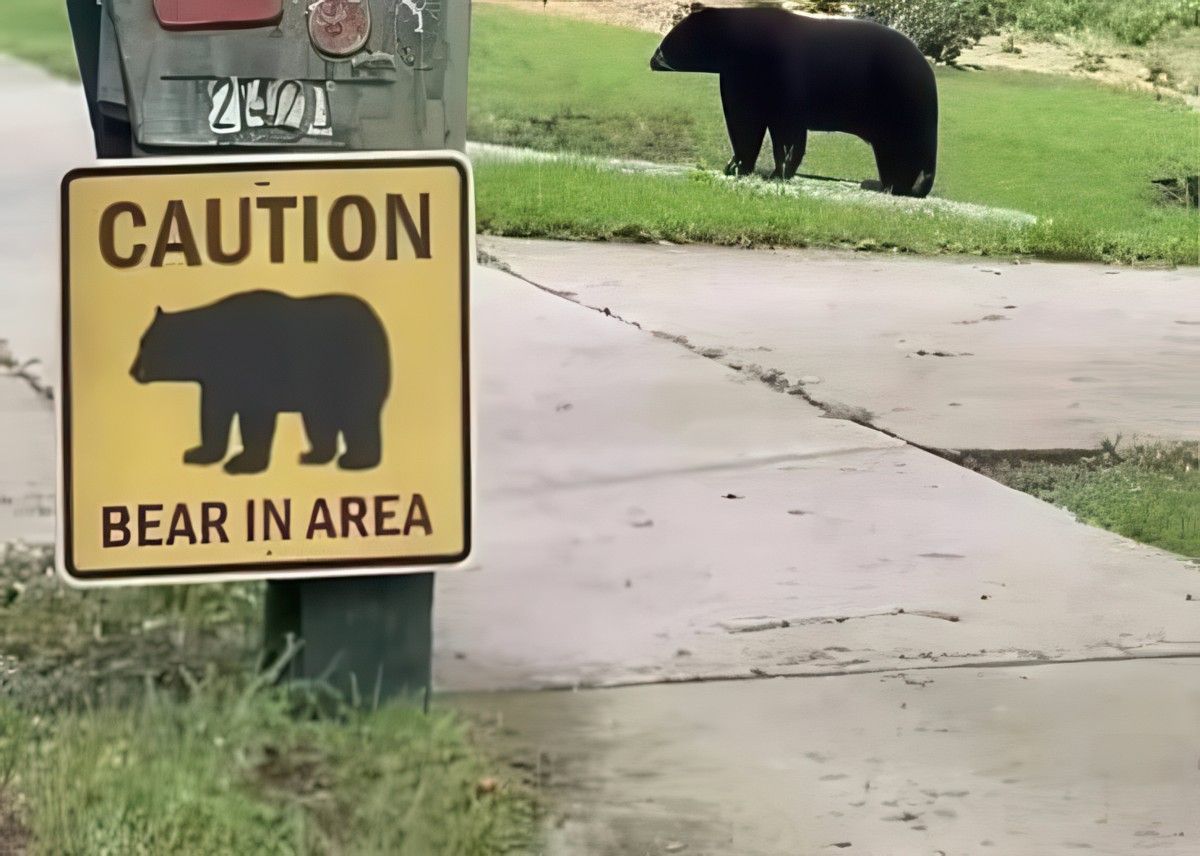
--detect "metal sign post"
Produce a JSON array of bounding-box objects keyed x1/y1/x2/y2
[{"x1": 64, "y1": 0, "x2": 473, "y2": 703}]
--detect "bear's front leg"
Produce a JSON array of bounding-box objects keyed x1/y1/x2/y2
[
  {"x1": 183, "y1": 387, "x2": 233, "y2": 465},
  {"x1": 225, "y1": 408, "x2": 277, "y2": 475},
  {"x1": 720, "y1": 74, "x2": 766, "y2": 177}
]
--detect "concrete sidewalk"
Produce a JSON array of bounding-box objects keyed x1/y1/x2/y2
[
  {"x1": 433, "y1": 266, "x2": 1200, "y2": 691},
  {"x1": 0, "y1": 58, "x2": 89, "y2": 542},
  {"x1": 482, "y1": 236, "x2": 1200, "y2": 451},
  {"x1": 0, "y1": 374, "x2": 53, "y2": 543},
  {"x1": 0, "y1": 57, "x2": 91, "y2": 368},
  {"x1": 459, "y1": 658, "x2": 1200, "y2": 856}
]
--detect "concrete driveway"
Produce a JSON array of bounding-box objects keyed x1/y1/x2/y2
[{"x1": 482, "y1": 236, "x2": 1200, "y2": 450}]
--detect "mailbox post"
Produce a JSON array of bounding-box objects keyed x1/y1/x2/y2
[{"x1": 64, "y1": 0, "x2": 473, "y2": 704}]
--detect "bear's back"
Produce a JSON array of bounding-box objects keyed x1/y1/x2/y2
[
  {"x1": 179, "y1": 291, "x2": 390, "y2": 398},
  {"x1": 719, "y1": 8, "x2": 927, "y2": 73},
  {"x1": 196, "y1": 290, "x2": 382, "y2": 337},
  {"x1": 717, "y1": 8, "x2": 935, "y2": 132}
]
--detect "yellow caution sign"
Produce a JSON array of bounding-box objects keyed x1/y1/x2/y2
[{"x1": 59, "y1": 154, "x2": 472, "y2": 585}]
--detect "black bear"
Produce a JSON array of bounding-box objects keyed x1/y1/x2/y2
[
  {"x1": 651, "y1": 6, "x2": 938, "y2": 197},
  {"x1": 131, "y1": 290, "x2": 391, "y2": 474}
]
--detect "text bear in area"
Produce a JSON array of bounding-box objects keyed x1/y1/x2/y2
[{"x1": 102, "y1": 494, "x2": 432, "y2": 549}]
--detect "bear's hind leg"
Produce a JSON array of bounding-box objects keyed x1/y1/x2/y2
[
  {"x1": 892, "y1": 144, "x2": 935, "y2": 198},
  {"x1": 299, "y1": 410, "x2": 339, "y2": 465},
  {"x1": 870, "y1": 141, "x2": 934, "y2": 198},
  {"x1": 720, "y1": 75, "x2": 766, "y2": 177},
  {"x1": 225, "y1": 408, "x2": 277, "y2": 474},
  {"x1": 183, "y1": 387, "x2": 233, "y2": 465},
  {"x1": 772, "y1": 128, "x2": 807, "y2": 180},
  {"x1": 868, "y1": 142, "x2": 900, "y2": 195},
  {"x1": 338, "y1": 407, "x2": 383, "y2": 471}
]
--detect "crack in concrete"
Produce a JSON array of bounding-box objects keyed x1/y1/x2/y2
[
  {"x1": 478, "y1": 249, "x2": 952, "y2": 459},
  {"x1": 480, "y1": 251, "x2": 1125, "y2": 474},
  {"x1": 491, "y1": 446, "x2": 897, "y2": 497},
  {"x1": 721, "y1": 608, "x2": 960, "y2": 634},
  {"x1": 0, "y1": 341, "x2": 52, "y2": 402},
  {"x1": 516, "y1": 648, "x2": 1200, "y2": 694}
]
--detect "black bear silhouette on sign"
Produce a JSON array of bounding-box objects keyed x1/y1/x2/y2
[{"x1": 130, "y1": 290, "x2": 391, "y2": 475}]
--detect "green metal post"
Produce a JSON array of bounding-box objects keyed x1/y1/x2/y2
[{"x1": 263, "y1": 575, "x2": 434, "y2": 706}]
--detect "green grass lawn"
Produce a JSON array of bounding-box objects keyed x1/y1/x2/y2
[
  {"x1": 0, "y1": 0, "x2": 76, "y2": 78},
  {"x1": 3, "y1": 1, "x2": 1196, "y2": 262},
  {"x1": 969, "y1": 442, "x2": 1200, "y2": 558},
  {"x1": 0, "y1": 545, "x2": 536, "y2": 854}
]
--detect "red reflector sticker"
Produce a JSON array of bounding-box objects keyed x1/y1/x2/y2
[
  {"x1": 308, "y1": 0, "x2": 371, "y2": 58},
  {"x1": 153, "y1": 0, "x2": 284, "y2": 30}
]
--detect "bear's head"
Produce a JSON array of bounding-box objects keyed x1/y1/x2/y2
[
  {"x1": 650, "y1": 6, "x2": 726, "y2": 74},
  {"x1": 130, "y1": 306, "x2": 191, "y2": 384}
]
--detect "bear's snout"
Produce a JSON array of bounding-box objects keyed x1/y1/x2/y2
[
  {"x1": 130, "y1": 355, "x2": 146, "y2": 383},
  {"x1": 650, "y1": 47, "x2": 672, "y2": 71}
]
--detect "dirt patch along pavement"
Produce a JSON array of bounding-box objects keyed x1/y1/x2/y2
[{"x1": 0, "y1": 789, "x2": 29, "y2": 856}]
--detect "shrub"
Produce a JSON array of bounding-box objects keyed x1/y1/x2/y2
[
  {"x1": 996, "y1": 0, "x2": 1193, "y2": 44},
  {"x1": 799, "y1": 0, "x2": 853, "y2": 12},
  {"x1": 856, "y1": 0, "x2": 1002, "y2": 63},
  {"x1": 1105, "y1": 2, "x2": 1176, "y2": 45}
]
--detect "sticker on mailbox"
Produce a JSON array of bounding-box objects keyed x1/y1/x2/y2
[{"x1": 59, "y1": 155, "x2": 472, "y2": 585}]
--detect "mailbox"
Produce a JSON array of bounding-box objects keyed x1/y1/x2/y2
[{"x1": 68, "y1": 0, "x2": 469, "y2": 157}]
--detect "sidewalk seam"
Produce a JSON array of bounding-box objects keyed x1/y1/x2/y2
[
  {"x1": 477, "y1": 251, "x2": 1125, "y2": 472},
  {"x1": 495, "y1": 649, "x2": 1200, "y2": 694},
  {"x1": 485, "y1": 445, "x2": 904, "y2": 498},
  {"x1": 479, "y1": 248, "x2": 946, "y2": 456}
]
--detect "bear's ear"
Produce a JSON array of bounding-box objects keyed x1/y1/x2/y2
[
  {"x1": 689, "y1": 1, "x2": 706, "y2": 10},
  {"x1": 155, "y1": 305, "x2": 163, "y2": 318}
]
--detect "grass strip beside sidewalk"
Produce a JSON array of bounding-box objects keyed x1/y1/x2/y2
[
  {"x1": 475, "y1": 158, "x2": 1197, "y2": 263},
  {"x1": 0, "y1": 545, "x2": 536, "y2": 855},
  {"x1": 968, "y1": 442, "x2": 1200, "y2": 559}
]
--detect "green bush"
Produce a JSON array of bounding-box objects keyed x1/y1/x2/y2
[
  {"x1": 805, "y1": 0, "x2": 1199, "y2": 59},
  {"x1": 1105, "y1": 2, "x2": 1177, "y2": 44},
  {"x1": 856, "y1": 0, "x2": 1002, "y2": 63},
  {"x1": 997, "y1": 0, "x2": 1195, "y2": 45}
]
